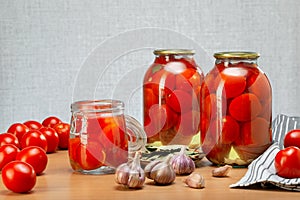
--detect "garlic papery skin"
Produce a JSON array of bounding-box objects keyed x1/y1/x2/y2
[
  {"x1": 171, "y1": 146, "x2": 195, "y2": 175},
  {"x1": 148, "y1": 155, "x2": 176, "y2": 185},
  {"x1": 115, "y1": 163, "x2": 130, "y2": 185},
  {"x1": 114, "y1": 152, "x2": 145, "y2": 189},
  {"x1": 183, "y1": 173, "x2": 205, "y2": 189},
  {"x1": 144, "y1": 160, "x2": 161, "y2": 179}
]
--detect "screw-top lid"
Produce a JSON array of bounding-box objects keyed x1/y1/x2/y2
[
  {"x1": 214, "y1": 52, "x2": 260, "y2": 60},
  {"x1": 153, "y1": 49, "x2": 195, "y2": 56}
]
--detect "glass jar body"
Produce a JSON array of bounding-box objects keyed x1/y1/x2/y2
[
  {"x1": 200, "y1": 52, "x2": 272, "y2": 166},
  {"x1": 143, "y1": 49, "x2": 204, "y2": 149}
]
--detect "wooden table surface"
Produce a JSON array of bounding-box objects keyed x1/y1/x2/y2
[{"x1": 0, "y1": 150, "x2": 299, "y2": 200}]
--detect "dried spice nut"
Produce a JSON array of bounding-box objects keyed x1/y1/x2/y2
[
  {"x1": 211, "y1": 165, "x2": 232, "y2": 177},
  {"x1": 115, "y1": 152, "x2": 145, "y2": 189},
  {"x1": 183, "y1": 173, "x2": 205, "y2": 189}
]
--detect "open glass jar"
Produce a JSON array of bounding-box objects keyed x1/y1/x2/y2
[
  {"x1": 143, "y1": 49, "x2": 204, "y2": 149},
  {"x1": 200, "y1": 52, "x2": 272, "y2": 166}
]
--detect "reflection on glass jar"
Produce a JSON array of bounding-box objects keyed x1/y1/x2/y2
[
  {"x1": 143, "y1": 49, "x2": 204, "y2": 149},
  {"x1": 200, "y1": 52, "x2": 272, "y2": 166}
]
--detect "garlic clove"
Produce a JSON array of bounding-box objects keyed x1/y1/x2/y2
[
  {"x1": 115, "y1": 152, "x2": 145, "y2": 189},
  {"x1": 149, "y1": 155, "x2": 176, "y2": 185},
  {"x1": 183, "y1": 173, "x2": 205, "y2": 189},
  {"x1": 115, "y1": 163, "x2": 131, "y2": 185},
  {"x1": 171, "y1": 146, "x2": 195, "y2": 175},
  {"x1": 144, "y1": 160, "x2": 161, "y2": 179},
  {"x1": 212, "y1": 165, "x2": 232, "y2": 177}
]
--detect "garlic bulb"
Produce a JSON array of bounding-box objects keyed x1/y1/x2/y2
[
  {"x1": 212, "y1": 165, "x2": 232, "y2": 177},
  {"x1": 144, "y1": 154, "x2": 176, "y2": 185},
  {"x1": 171, "y1": 146, "x2": 195, "y2": 175},
  {"x1": 183, "y1": 173, "x2": 205, "y2": 189},
  {"x1": 115, "y1": 152, "x2": 145, "y2": 189}
]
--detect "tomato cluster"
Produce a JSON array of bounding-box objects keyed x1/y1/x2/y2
[
  {"x1": 143, "y1": 54, "x2": 204, "y2": 146},
  {"x1": 200, "y1": 61, "x2": 272, "y2": 165},
  {"x1": 0, "y1": 116, "x2": 69, "y2": 193},
  {"x1": 69, "y1": 114, "x2": 128, "y2": 171},
  {"x1": 275, "y1": 129, "x2": 300, "y2": 179}
]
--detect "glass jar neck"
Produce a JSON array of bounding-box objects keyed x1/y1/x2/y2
[
  {"x1": 71, "y1": 99, "x2": 124, "y2": 114},
  {"x1": 215, "y1": 58, "x2": 258, "y2": 66}
]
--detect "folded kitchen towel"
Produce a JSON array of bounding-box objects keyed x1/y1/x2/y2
[{"x1": 230, "y1": 114, "x2": 300, "y2": 191}]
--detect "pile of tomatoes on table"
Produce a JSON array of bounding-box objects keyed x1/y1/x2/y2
[{"x1": 0, "y1": 116, "x2": 70, "y2": 193}]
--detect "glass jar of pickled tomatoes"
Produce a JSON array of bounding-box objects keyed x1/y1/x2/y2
[
  {"x1": 143, "y1": 49, "x2": 204, "y2": 149},
  {"x1": 200, "y1": 52, "x2": 272, "y2": 166}
]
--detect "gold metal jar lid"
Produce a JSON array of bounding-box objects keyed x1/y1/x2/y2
[
  {"x1": 214, "y1": 52, "x2": 260, "y2": 60},
  {"x1": 153, "y1": 49, "x2": 195, "y2": 56}
]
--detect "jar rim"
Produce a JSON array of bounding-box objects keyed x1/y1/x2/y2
[
  {"x1": 214, "y1": 51, "x2": 260, "y2": 60},
  {"x1": 153, "y1": 49, "x2": 195, "y2": 56},
  {"x1": 71, "y1": 99, "x2": 124, "y2": 112}
]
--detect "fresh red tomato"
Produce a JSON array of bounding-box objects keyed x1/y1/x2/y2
[
  {"x1": 0, "y1": 133, "x2": 20, "y2": 148},
  {"x1": 166, "y1": 89, "x2": 192, "y2": 113},
  {"x1": 20, "y1": 130, "x2": 48, "y2": 151},
  {"x1": 229, "y1": 93, "x2": 262, "y2": 122},
  {"x1": 274, "y1": 146, "x2": 300, "y2": 179},
  {"x1": 0, "y1": 144, "x2": 20, "y2": 170},
  {"x1": 23, "y1": 120, "x2": 43, "y2": 130},
  {"x1": 284, "y1": 129, "x2": 300, "y2": 148},
  {"x1": 7, "y1": 123, "x2": 29, "y2": 143},
  {"x1": 76, "y1": 141, "x2": 106, "y2": 170},
  {"x1": 16, "y1": 146, "x2": 48, "y2": 175},
  {"x1": 39, "y1": 127, "x2": 59, "y2": 153},
  {"x1": 54, "y1": 123, "x2": 70, "y2": 149},
  {"x1": 42, "y1": 116, "x2": 62, "y2": 128},
  {"x1": 1, "y1": 161, "x2": 36, "y2": 193}
]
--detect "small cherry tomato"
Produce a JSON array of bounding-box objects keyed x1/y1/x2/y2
[
  {"x1": 42, "y1": 116, "x2": 62, "y2": 128},
  {"x1": 39, "y1": 127, "x2": 59, "y2": 153},
  {"x1": 54, "y1": 123, "x2": 70, "y2": 149},
  {"x1": 175, "y1": 110, "x2": 200, "y2": 137},
  {"x1": 21, "y1": 130, "x2": 48, "y2": 151},
  {"x1": 284, "y1": 129, "x2": 300, "y2": 148},
  {"x1": 229, "y1": 93, "x2": 262, "y2": 122},
  {"x1": 7, "y1": 123, "x2": 29, "y2": 143},
  {"x1": 16, "y1": 146, "x2": 48, "y2": 175},
  {"x1": 1, "y1": 161, "x2": 36, "y2": 193},
  {"x1": 23, "y1": 120, "x2": 43, "y2": 130},
  {"x1": 0, "y1": 144, "x2": 20, "y2": 170},
  {"x1": 0, "y1": 133, "x2": 20, "y2": 148},
  {"x1": 274, "y1": 146, "x2": 300, "y2": 179}
]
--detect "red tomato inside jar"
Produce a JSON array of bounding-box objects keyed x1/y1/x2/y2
[
  {"x1": 200, "y1": 52, "x2": 272, "y2": 166},
  {"x1": 143, "y1": 49, "x2": 204, "y2": 149}
]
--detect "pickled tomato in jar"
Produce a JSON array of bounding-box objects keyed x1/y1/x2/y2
[
  {"x1": 200, "y1": 52, "x2": 272, "y2": 166},
  {"x1": 143, "y1": 49, "x2": 204, "y2": 149}
]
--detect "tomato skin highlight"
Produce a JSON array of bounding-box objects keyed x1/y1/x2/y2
[
  {"x1": 0, "y1": 144, "x2": 20, "y2": 170},
  {"x1": 274, "y1": 146, "x2": 300, "y2": 179},
  {"x1": 7, "y1": 123, "x2": 29, "y2": 144},
  {"x1": 23, "y1": 120, "x2": 43, "y2": 130},
  {"x1": 39, "y1": 127, "x2": 59, "y2": 153},
  {"x1": 1, "y1": 161, "x2": 36, "y2": 193},
  {"x1": 21, "y1": 130, "x2": 48, "y2": 151},
  {"x1": 284, "y1": 129, "x2": 300, "y2": 148},
  {"x1": 54, "y1": 123, "x2": 70, "y2": 149},
  {"x1": 16, "y1": 146, "x2": 48, "y2": 175},
  {"x1": 42, "y1": 116, "x2": 62, "y2": 128},
  {"x1": 0, "y1": 133, "x2": 20, "y2": 148}
]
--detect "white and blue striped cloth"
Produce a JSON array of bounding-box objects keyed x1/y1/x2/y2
[{"x1": 230, "y1": 114, "x2": 300, "y2": 191}]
